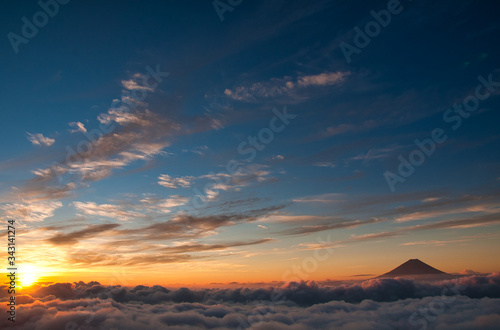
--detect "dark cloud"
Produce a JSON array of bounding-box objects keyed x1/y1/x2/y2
[
  {"x1": 46, "y1": 224, "x2": 120, "y2": 245},
  {"x1": 115, "y1": 205, "x2": 286, "y2": 242},
  {"x1": 6, "y1": 273, "x2": 500, "y2": 306},
  {"x1": 158, "y1": 239, "x2": 275, "y2": 254},
  {"x1": 276, "y1": 218, "x2": 380, "y2": 236},
  {"x1": 1, "y1": 274, "x2": 500, "y2": 329}
]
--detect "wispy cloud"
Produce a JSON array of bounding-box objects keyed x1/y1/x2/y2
[
  {"x1": 292, "y1": 193, "x2": 344, "y2": 203},
  {"x1": 312, "y1": 162, "x2": 336, "y2": 168},
  {"x1": 72, "y1": 195, "x2": 189, "y2": 221},
  {"x1": 321, "y1": 120, "x2": 378, "y2": 138},
  {"x1": 401, "y1": 239, "x2": 471, "y2": 246},
  {"x1": 47, "y1": 223, "x2": 120, "y2": 245},
  {"x1": 158, "y1": 174, "x2": 195, "y2": 189},
  {"x1": 276, "y1": 218, "x2": 381, "y2": 236},
  {"x1": 159, "y1": 164, "x2": 274, "y2": 200},
  {"x1": 26, "y1": 133, "x2": 55, "y2": 147},
  {"x1": 224, "y1": 71, "x2": 350, "y2": 102},
  {"x1": 348, "y1": 145, "x2": 402, "y2": 163},
  {"x1": 0, "y1": 200, "x2": 62, "y2": 222},
  {"x1": 296, "y1": 72, "x2": 349, "y2": 87}
]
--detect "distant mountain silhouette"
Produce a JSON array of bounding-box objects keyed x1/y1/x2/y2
[{"x1": 378, "y1": 259, "x2": 447, "y2": 277}]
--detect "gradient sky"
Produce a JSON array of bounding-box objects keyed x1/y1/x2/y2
[{"x1": 1, "y1": 0, "x2": 499, "y2": 286}]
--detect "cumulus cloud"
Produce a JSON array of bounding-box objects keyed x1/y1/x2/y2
[
  {"x1": 69, "y1": 121, "x2": 87, "y2": 133},
  {"x1": 121, "y1": 78, "x2": 154, "y2": 92},
  {"x1": 1, "y1": 274, "x2": 499, "y2": 329},
  {"x1": 27, "y1": 133, "x2": 55, "y2": 146}
]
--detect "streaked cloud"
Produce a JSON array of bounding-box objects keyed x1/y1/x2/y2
[
  {"x1": 158, "y1": 174, "x2": 195, "y2": 189},
  {"x1": 72, "y1": 195, "x2": 189, "y2": 221},
  {"x1": 26, "y1": 133, "x2": 55, "y2": 147},
  {"x1": 292, "y1": 193, "x2": 344, "y2": 203},
  {"x1": 312, "y1": 161, "x2": 335, "y2": 168},
  {"x1": 47, "y1": 223, "x2": 120, "y2": 245},
  {"x1": 297, "y1": 72, "x2": 350, "y2": 87},
  {"x1": 224, "y1": 71, "x2": 350, "y2": 102},
  {"x1": 0, "y1": 200, "x2": 62, "y2": 222}
]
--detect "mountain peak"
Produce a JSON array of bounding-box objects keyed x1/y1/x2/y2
[{"x1": 378, "y1": 259, "x2": 447, "y2": 277}]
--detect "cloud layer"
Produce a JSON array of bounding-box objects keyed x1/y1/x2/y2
[{"x1": 2, "y1": 274, "x2": 500, "y2": 329}]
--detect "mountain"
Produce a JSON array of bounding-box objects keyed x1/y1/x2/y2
[{"x1": 378, "y1": 259, "x2": 447, "y2": 278}]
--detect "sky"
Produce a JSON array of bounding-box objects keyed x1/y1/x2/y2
[{"x1": 1, "y1": 0, "x2": 500, "y2": 290}]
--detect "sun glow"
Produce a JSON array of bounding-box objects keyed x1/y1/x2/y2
[{"x1": 20, "y1": 265, "x2": 40, "y2": 287}]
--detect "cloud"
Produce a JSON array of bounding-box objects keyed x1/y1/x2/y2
[
  {"x1": 292, "y1": 193, "x2": 344, "y2": 203},
  {"x1": 8, "y1": 66, "x2": 233, "y2": 202},
  {"x1": 312, "y1": 162, "x2": 335, "y2": 168},
  {"x1": 158, "y1": 238, "x2": 274, "y2": 254},
  {"x1": 460, "y1": 269, "x2": 483, "y2": 275},
  {"x1": 0, "y1": 200, "x2": 62, "y2": 222},
  {"x1": 159, "y1": 164, "x2": 274, "y2": 201},
  {"x1": 68, "y1": 121, "x2": 87, "y2": 133},
  {"x1": 348, "y1": 145, "x2": 402, "y2": 163},
  {"x1": 72, "y1": 201, "x2": 146, "y2": 221},
  {"x1": 72, "y1": 195, "x2": 189, "y2": 221},
  {"x1": 394, "y1": 202, "x2": 500, "y2": 223},
  {"x1": 224, "y1": 71, "x2": 350, "y2": 103},
  {"x1": 27, "y1": 133, "x2": 55, "y2": 147},
  {"x1": 37, "y1": 204, "x2": 285, "y2": 267},
  {"x1": 1, "y1": 274, "x2": 500, "y2": 329},
  {"x1": 306, "y1": 212, "x2": 500, "y2": 250},
  {"x1": 125, "y1": 205, "x2": 285, "y2": 242},
  {"x1": 401, "y1": 239, "x2": 471, "y2": 246},
  {"x1": 321, "y1": 120, "x2": 378, "y2": 138},
  {"x1": 121, "y1": 79, "x2": 154, "y2": 92},
  {"x1": 158, "y1": 174, "x2": 195, "y2": 189},
  {"x1": 10, "y1": 273, "x2": 500, "y2": 305},
  {"x1": 46, "y1": 223, "x2": 120, "y2": 245},
  {"x1": 198, "y1": 164, "x2": 274, "y2": 200},
  {"x1": 277, "y1": 218, "x2": 380, "y2": 236},
  {"x1": 17, "y1": 108, "x2": 176, "y2": 201},
  {"x1": 297, "y1": 72, "x2": 349, "y2": 87},
  {"x1": 182, "y1": 145, "x2": 209, "y2": 155}
]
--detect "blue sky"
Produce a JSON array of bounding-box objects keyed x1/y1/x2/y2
[{"x1": 1, "y1": 0, "x2": 500, "y2": 284}]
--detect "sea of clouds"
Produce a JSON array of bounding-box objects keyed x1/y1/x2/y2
[{"x1": 1, "y1": 273, "x2": 500, "y2": 329}]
